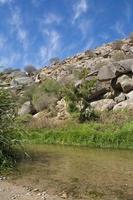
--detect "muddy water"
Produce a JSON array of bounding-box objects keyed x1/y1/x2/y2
[{"x1": 10, "y1": 145, "x2": 133, "y2": 200}]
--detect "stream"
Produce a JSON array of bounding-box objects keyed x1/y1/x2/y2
[{"x1": 9, "y1": 144, "x2": 133, "y2": 200}]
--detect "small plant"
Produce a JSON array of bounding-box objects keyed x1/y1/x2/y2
[{"x1": 79, "y1": 68, "x2": 90, "y2": 80}]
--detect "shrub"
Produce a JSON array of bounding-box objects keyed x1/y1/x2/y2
[
  {"x1": 32, "y1": 93, "x2": 57, "y2": 112},
  {"x1": 0, "y1": 89, "x2": 22, "y2": 168},
  {"x1": 36, "y1": 79, "x2": 61, "y2": 96},
  {"x1": 79, "y1": 101, "x2": 99, "y2": 122},
  {"x1": 112, "y1": 41, "x2": 123, "y2": 50}
]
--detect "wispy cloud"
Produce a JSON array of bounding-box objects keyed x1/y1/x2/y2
[
  {"x1": 0, "y1": 52, "x2": 21, "y2": 67},
  {"x1": 39, "y1": 30, "x2": 61, "y2": 64},
  {"x1": 99, "y1": 33, "x2": 110, "y2": 41},
  {"x1": 0, "y1": 0, "x2": 12, "y2": 4},
  {"x1": 9, "y1": 7, "x2": 28, "y2": 50},
  {"x1": 113, "y1": 21, "x2": 126, "y2": 37},
  {"x1": 72, "y1": 0, "x2": 88, "y2": 23},
  {"x1": 78, "y1": 19, "x2": 91, "y2": 39},
  {"x1": 43, "y1": 13, "x2": 62, "y2": 25}
]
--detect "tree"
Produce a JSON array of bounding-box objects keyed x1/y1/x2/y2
[
  {"x1": 24, "y1": 65, "x2": 37, "y2": 76},
  {"x1": 0, "y1": 89, "x2": 21, "y2": 168}
]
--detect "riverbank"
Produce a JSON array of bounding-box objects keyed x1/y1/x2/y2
[
  {"x1": 23, "y1": 119, "x2": 133, "y2": 149},
  {"x1": 0, "y1": 179, "x2": 62, "y2": 200}
]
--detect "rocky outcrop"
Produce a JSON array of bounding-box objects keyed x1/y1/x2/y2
[{"x1": 11, "y1": 77, "x2": 34, "y2": 87}]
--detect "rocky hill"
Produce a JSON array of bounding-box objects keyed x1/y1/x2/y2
[{"x1": 0, "y1": 37, "x2": 133, "y2": 122}]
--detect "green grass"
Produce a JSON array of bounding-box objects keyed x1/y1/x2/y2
[{"x1": 23, "y1": 121, "x2": 133, "y2": 149}]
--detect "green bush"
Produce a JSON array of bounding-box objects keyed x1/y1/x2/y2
[{"x1": 0, "y1": 89, "x2": 22, "y2": 168}]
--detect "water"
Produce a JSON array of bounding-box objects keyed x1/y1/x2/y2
[{"x1": 10, "y1": 145, "x2": 133, "y2": 200}]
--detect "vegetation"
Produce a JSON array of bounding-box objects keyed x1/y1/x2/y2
[
  {"x1": 23, "y1": 110, "x2": 133, "y2": 149},
  {"x1": 0, "y1": 89, "x2": 22, "y2": 169},
  {"x1": 112, "y1": 40, "x2": 123, "y2": 50}
]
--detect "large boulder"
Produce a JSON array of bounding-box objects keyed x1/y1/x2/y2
[
  {"x1": 98, "y1": 59, "x2": 133, "y2": 81},
  {"x1": 89, "y1": 80, "x2": 111, "y2": 100},
  {"x1": 18, "y1": 101, "x2": 33, "y2": 116},
  {"x1": 97, "y1": 63, "x2": 116, "y2": 81},
  {"x1": 90, "y1": 99, "x2": 116, "y2": 112},
  {"x1": 11, "y1": 77, "x2": 34, "y2": 87},
  {"x1": 116, "y1": 74, "x2": 133, "y2": 93}
]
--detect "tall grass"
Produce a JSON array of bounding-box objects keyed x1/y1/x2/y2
[
  {"x1": 24, "y1": 120, "x2": 133, "y2": 149},
  {"x1": 0, "y1": 89, "x2": 22, "y2": 169}
]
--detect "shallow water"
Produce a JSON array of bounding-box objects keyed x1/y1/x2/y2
[{"x1": 10, "y1": 145, "x2": 133, "y2": 200}]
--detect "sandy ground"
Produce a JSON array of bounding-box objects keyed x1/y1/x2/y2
[{"x1": 0, "y1": 180, "x2": 63, "y2": 200}]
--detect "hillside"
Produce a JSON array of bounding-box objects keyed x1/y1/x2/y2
[{"x1": 0, "y1": 37, "x2": 133, "y2": 120}]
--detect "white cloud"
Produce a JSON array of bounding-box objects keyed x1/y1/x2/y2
[
  {"x1": 73, "y1": 0, "x2": 88, "y2": 23},
  {"x1": 9, "y1": 7, "x2": 28, "y2": 50},
  {"x1": 113, "y1": 21, "x2": 126, "y2": 37},
  {"x1": 40, "y1": 30, "x2": 61, "y2": 64},
  {"x1": 44, "y1": 13, "x2": 62, "y2": 25}
]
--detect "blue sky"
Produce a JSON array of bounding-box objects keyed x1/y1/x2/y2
[{"x1": 0, "y1": 0, "x2": 133, "y2": 68}]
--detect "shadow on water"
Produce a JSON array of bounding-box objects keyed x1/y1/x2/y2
[{"x1": 9, "y1": 144, "x2": 133, "y2": 200}]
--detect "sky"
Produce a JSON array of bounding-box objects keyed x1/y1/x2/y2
[{"x1": 0, "y1": 0, "x2": 133, "y2": 69}]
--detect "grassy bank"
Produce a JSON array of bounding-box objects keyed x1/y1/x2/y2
[{"x1": 23, "y1": 120, "x2": 133, "y2": 149}]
